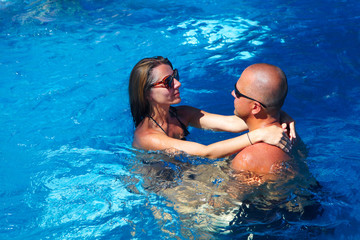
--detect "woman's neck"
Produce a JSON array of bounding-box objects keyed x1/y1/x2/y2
[{"x1": 149, "y1": 104, "x2": 171, "y2": 123}]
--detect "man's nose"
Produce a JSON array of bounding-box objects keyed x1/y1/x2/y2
[{"x1": 231, "y1": 90, "x2": 236, "y2": 98}]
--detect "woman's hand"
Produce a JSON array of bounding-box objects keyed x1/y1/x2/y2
[
  {"x1": 250, "y1": 125, "x2": 292, "y2": 152},
  {"x1": 280, "y1": 110, "x2": 296, "y2": 143}
]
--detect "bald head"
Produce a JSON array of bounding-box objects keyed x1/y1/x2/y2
[{"x1": 238, "y1": 63, "x2": 287, "y2": 109}]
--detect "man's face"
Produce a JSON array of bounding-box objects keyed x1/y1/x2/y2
[{"x1": 232, "y1": 78, "x2": 252, "y2": 119}]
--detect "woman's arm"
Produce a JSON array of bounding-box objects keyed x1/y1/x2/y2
[
  {"x1": 176, "y1": 105, "x2": 248, "y2": 133},
  {"x1": 176, "y1": 106, "x2": 297, "y2": 141},
  {"x1": 134, "y1": 125, "x2": 291, "y2": 159},
  {"x1": 280, "y1": 110, "x2": 296, "y2": 142},
  {"x1": 176, "y1": 106, "x2": 297, "y2": 137}
]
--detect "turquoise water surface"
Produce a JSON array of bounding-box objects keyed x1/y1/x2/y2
[{"x1": 1, "y1": 0, "x2": 360, "y2": 239}]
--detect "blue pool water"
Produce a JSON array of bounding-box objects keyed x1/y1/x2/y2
[{"x1": 1, "y1": 0, "x2": 360, "y2": 239}]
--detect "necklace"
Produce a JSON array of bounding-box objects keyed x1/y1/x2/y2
[{"x1": 148, "y1": 115, "x2": 167, "y2": 135}]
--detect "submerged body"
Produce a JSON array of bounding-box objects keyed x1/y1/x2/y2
[{"x1": 141, "y1": 148, "x2": 321, "y2": 236}]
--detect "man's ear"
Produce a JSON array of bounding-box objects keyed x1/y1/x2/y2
[{"x1": 251, "y1": 102, "x2": 262, "y2": 115}]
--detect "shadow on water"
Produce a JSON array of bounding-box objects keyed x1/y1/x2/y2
[{"x1": 129, "y1": 146, "x2": 332, "y2": 239}]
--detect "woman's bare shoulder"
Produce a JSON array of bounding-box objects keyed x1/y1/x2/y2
[
  {"x1": 133, "y1": 126, "x2": 163, "y2": 149},
  {"x1": 174, "y1": 105, "x2": 203, "y2": 123}
]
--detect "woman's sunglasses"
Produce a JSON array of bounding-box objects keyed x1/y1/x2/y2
[
  {"x1": 151, "y1": 69, "x2": 179, "y2": 89},
  {"x1": 234, "y1": 83, "x2": 267, "y2": 108}
]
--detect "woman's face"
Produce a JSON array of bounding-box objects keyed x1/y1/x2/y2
[{"x1": 147, "y1": 64, "x2": 181, "y2": 106}]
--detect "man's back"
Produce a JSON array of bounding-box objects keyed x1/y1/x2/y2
[{"x1": 231, "y1": 142, "x2": 291, "y2": 174}]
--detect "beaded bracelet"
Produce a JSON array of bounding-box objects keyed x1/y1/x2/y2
[{"x1": 247, "y1": 132, "x2": 253, "y2": 145}]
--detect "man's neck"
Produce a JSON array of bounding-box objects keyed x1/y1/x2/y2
[{"x1": 247, "y1": 112, "x2": 281, "y2": 132}]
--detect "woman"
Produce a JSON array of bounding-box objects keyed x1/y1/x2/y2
[{"x1": 129, "y1": 56, "x2": 294, "y2": 159}]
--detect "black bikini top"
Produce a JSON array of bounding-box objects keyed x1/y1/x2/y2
[
  {"x1": 169, "y1": 106, "x2": 190, "y2": 140},
  {"x1": 148, "y1": 106, "x2": 190, "y2": 140}
]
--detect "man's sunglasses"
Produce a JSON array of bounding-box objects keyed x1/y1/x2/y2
[
  {"x1": 234, "y1": 83, "x2": 267, "y2": 108},
  {"x1": 151, "y1": 69, "x2": 179, "y2": 89}
]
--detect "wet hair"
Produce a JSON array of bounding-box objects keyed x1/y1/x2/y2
[{"x1": 129, "y1": 56, "x2": 173, "y2": 127}]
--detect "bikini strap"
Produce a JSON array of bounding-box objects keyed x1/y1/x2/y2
[
  {"x1": 169, "y1": 107, "x2": 190, "y2": 136},
  {"x1": 148, "y1": 107, "x2": 190, "y2": 139},
  {"x1": 148, "y1": 115, "x2": 167, "y2": 135}
]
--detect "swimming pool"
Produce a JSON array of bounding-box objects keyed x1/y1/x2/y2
[{"x1": 1, "y1": 0, "x2": 360, "y2": 239}]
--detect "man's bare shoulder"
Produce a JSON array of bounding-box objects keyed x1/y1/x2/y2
[{"x1": 231, "y1": 143, "x2": 291, "y2": 174}]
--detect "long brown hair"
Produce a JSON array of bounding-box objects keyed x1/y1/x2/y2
[{"x1": 129, "y1": 56, "x2": 173, "y2": 127}]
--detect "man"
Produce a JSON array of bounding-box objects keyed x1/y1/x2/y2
[
  {"x1": 231, "y1": 63, "x2": 295, "y2": 174},
  {"x1": 229, "y1": 65, "x2": 323, "y2": 222}
]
